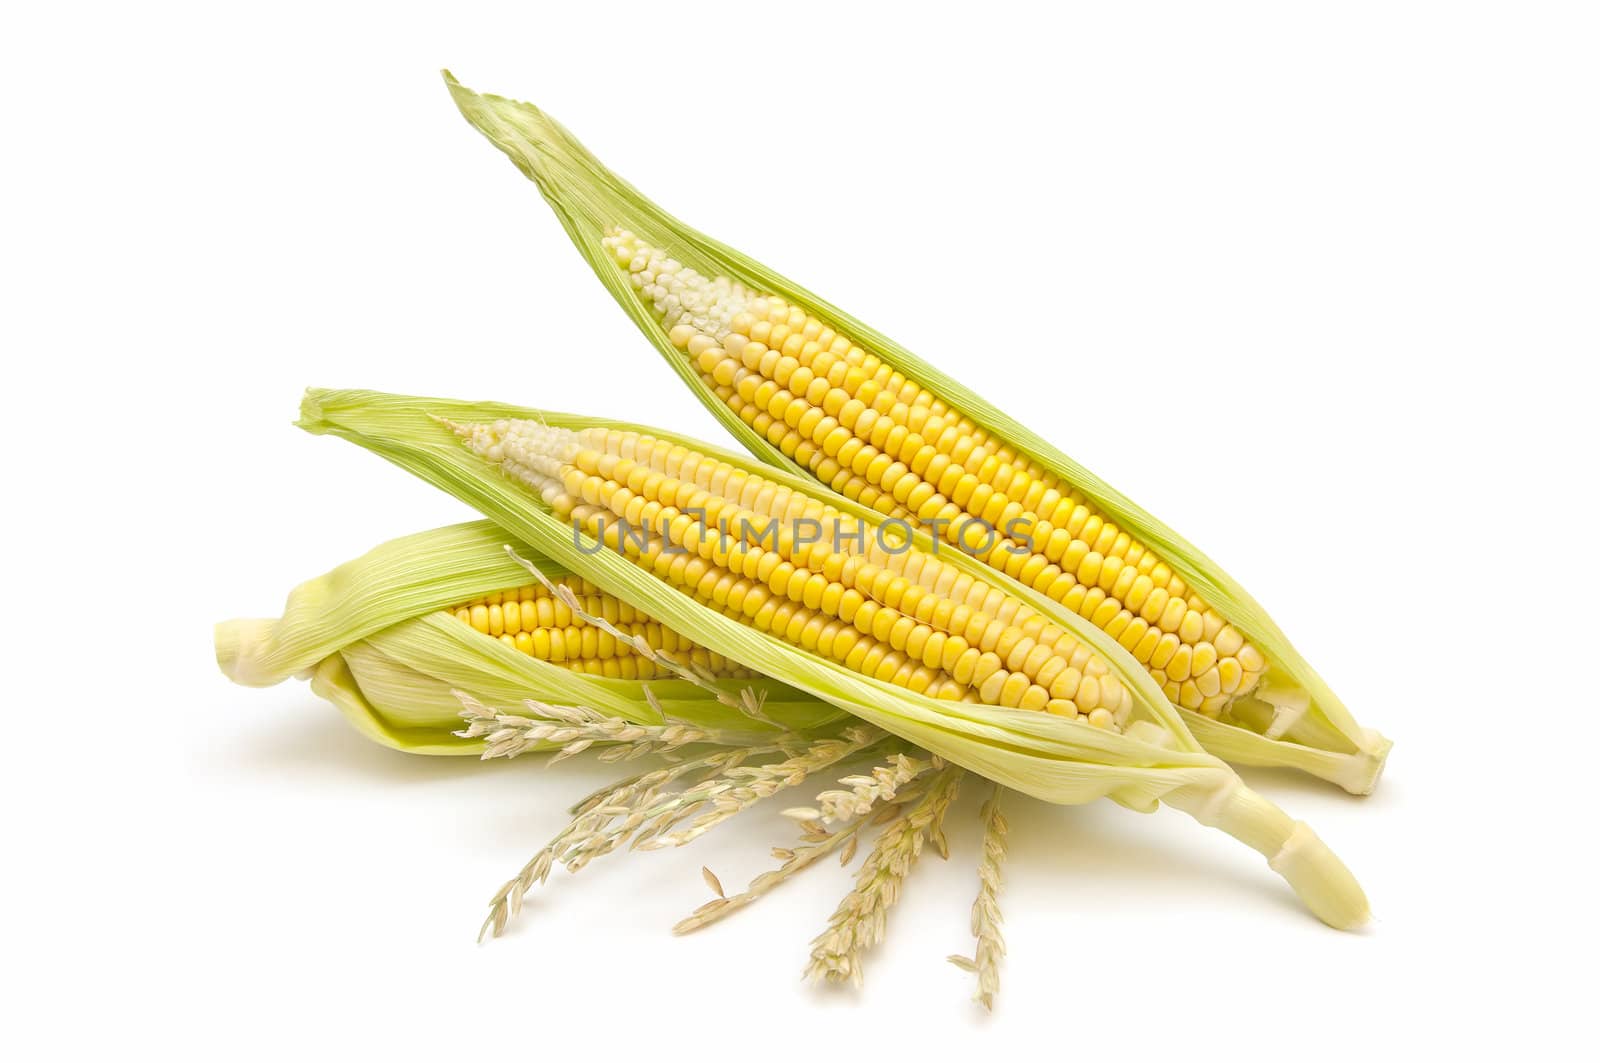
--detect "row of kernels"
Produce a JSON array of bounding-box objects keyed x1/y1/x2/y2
[
  {"x1": 493, "y1": 631, "x2": 752, "y2": 680},
  {"x1": 659, "y1": 497, "x2": 1053, "y2": 707},
  {"x1": 452, "y1": 590, "x2": 651, "y2": 636},
  {"x1": 620, "y1": 521, "x2": 965, "y2": 700},
  {"x1": 713, "y1": 336, "x2": 1021, "y2": 557},
  {"x1": 864, "y1": 539, "x2": 1063, "y2": 656},
  {"x1": 688, "y1": 326, "x2": 933, "y2": 514},
  {"x1": 719, "y1": 378, "x2": 910, "y2": 517},
  {"x1": 455, "y1": 603, "x2": 704, "y2": 657},
  {"x1": 571, "y1": 472, "x2": 1073, "y2": 714},
  {"x1": 596, "y1": 429, "x2": 856, "y2": 536},
  {"x1": 584, "y1": 445, "x2": 882, "y2": 590}
]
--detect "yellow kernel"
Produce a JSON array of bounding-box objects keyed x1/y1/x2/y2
[
  {"x1": 1126, "y1": 627, "x2": 1164, "y2": 659},
  {"x1": 1165, "y1": 644, "x2": 1193, "y2": 682},
  {"x1": 1116, "y1": 617, "x2": 1149, "y2": 653},
  {"x1": 1178, "y1": 681, "x2": 1203, "y2": 710},
  {"x1": 1138, "y1": 587, "x2": 1169, "y2": 624},
  {"x1": 998, "y1": 672, "x2": 1031, "y2": 707},
  {"x1": 950, "y1": 646, "x2": 980, "y2": 685},
  {"x1": 1075, "y1": 676, "x2": 1101, "y2": 710},
  {"x1": 1090, "y1": 598, "x2": 1122, "y2": 629},
  {"x1": 887, "y1": 615, "x2": 917, "y2": 652},
  {"x1": 1217, "y1": 656, "x2": 1243, "y2": 693},
  {"x1": 1149, "y1": 633, "x2": 1180, "y2": 670},
  {"x1": 1049, "y1": 667, "x2": 1082, "y2": 701}
]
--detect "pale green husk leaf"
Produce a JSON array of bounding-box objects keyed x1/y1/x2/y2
[{"x1": 216, "y1": 520, "x2": 844, "y2": 754}]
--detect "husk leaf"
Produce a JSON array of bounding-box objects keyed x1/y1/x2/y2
[{"x1": 216, "y1": 520, "x2": 844, "y2": 754}]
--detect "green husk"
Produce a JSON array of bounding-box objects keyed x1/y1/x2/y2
[
  {"x1": 295, "y1": 387, "x2": 1369, "y2": 929},
  {"x1": 443, "y1": 73, "x2": 1390, "y2": 795},
  {"x1": 215, "y1": 520, "x2": 845, "y2": 754}
]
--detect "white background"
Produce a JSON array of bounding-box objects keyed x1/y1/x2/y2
[{"x1": 6, "y1": 2, "x2": 1597, "y2": 1058}]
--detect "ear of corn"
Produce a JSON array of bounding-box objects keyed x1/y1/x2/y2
[
  {"x1": 215, "y1": 520, "x2": 845, "y2": 754},
  {"x1": 295, "y1": 387, "x2": 1369, "y2": 929},
  {"x1": 444, "y1": 74, "x2": 1390, "y2": 795}
]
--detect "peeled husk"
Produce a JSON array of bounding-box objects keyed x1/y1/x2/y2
[
  {"x1": 215, "y1": 520, "x2": 846, "y2": 754},
  {"x1": 443, "y1": 73, "x2": 1390, "y2": 795}
]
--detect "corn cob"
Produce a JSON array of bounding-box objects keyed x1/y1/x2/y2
[
  {"x1": 445, "y1": 75, "x2": 1391, "y2": 794},
  {"x1": 215, "y1": 520, "x2": 840, "y2": 754},
  {"x1": 296, "y1": 387, "x2": 1370, "y2": 929},
  {"x1": 451, "y1": 416, "x2": 1133, "y2": 728}
]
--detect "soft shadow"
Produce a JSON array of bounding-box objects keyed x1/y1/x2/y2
[
  {"x1": 1233, "y1": 763, "x2": 1394, "y2": 806},
  {"x1": 213, "y1": 697, "x2": 664, "y2": 870},
  {"x1": 213, "y1": 695, "x2": 626, "y2": 796},
  {"x1": 214, "y1": 703, "x2": 509, "y2": 784},
  {"x1": 999, "y1": 796, "x2": 1307, "y2": 922},
  {"x1": 212, "y1": 698, "x2": 1340, "y2": 929}
]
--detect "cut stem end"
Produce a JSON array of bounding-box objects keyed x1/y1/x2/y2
[{"x1": 1167, "y1": 779, "x2": 1370, "y2": 931}]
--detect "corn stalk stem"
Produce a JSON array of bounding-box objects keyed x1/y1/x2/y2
[{"x1": 1164, "y1": 779, "x2": 1369, "y2": 930}]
